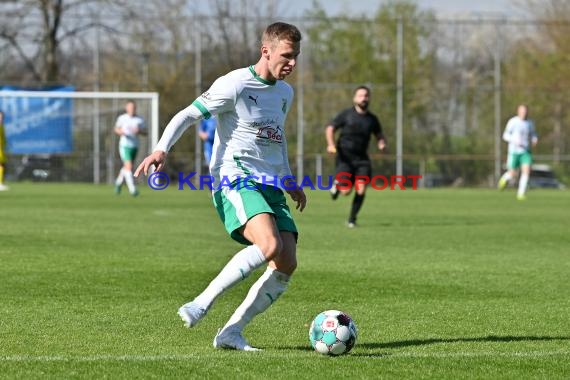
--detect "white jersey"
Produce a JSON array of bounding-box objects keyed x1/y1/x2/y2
[
  {"x1": 502, "y1": 116, "x2": 537, "y2": 154},
  {"x1": 155, "y1": 66, "x2": 293, "y2": 189},
  {"x1": 116, "y1": 113, "x2": 145, "y2": 148}
]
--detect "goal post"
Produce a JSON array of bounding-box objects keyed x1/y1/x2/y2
[{"x1": 0, "y1": 90, "x2": 159, "y2": 184}]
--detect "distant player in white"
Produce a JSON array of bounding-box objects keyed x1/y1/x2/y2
[
  {"x1": 498, "y1": 104, "x2": 538, "y2": 200},
  {"x1": 135, "y1": 22, "x2": 306, "y2": 351},
  {"x1": 114, "y1": 100, "x2": 145, "y2": 196}
]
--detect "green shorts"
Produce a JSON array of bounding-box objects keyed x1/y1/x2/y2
[
  {"x1": 507, "y1": 151, "x2": 532, "y2": 170},
  {"x1": 213, "y1": 180, "x2": 298, "y2": 245},
  {"x1": 119, "y1": 146, "x2": 138, "y2": 162}
]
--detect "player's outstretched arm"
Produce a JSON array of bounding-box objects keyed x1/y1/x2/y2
[
  {"x1": 325, "y1": 125, "x2": 337, "y2": 154},
  {"x1": 134, "y1": 150, "x2": 167, "y2": 177},
  {"x1": 135, "y1": 102, "x2": 205, "y2": 178}
]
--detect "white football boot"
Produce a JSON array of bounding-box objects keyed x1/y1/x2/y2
[
  {"x1": 177, "y1": 302, "x2": 208, "y2": 328},
  {"x1": 213, "y1": 327, "x2": 261, "y2": 351}
]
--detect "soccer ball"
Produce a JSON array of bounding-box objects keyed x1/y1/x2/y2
[{"x1": 309, "y1": 310, "x2": 358, "y2": 356}]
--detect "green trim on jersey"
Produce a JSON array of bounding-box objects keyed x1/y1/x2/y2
[
  {"x1": 213, "y1": 179, "x2": 298, "y2": 245},
  {"x1": 233, "y1": 154, "x2": 252, "y2": 175},
  {"x1": 249, "y1": 66, "x2": 276, "y2": 86},
  {"x1": 507, "y1": 151, "x2": 533, "y2": 170},
  {"x1": 192, "y1": 100, "x2": 211, "y2": 119}
]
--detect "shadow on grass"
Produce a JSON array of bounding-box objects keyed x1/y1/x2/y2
[
  {"x1": 278, "y1": 335, "x2": 570, "y2": 357},
  {"x1": 358, "y1": 335, "x2": 570, "y2": 350}
]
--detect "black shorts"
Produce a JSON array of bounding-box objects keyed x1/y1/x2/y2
[{"x1": 335, "y1": 156, "x2": 372, "y2": 181}]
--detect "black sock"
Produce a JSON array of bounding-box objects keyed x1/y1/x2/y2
[{"x1": 349, "y1": 193, "x2": 365, "y2": 223}]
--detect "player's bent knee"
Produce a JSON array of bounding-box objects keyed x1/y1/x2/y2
[
  {"x1": 283, "y1": 257, "x2": 297, "y2": 273},
  {"x1": 256, "y1": 236, "x2": 283, "y2": 261},
  {"x1": 271, "y1": 252, "x2": 297, "y2": 274},
  {"x1": 273, "y1": 232, "x2": 297, "y2": 273}
]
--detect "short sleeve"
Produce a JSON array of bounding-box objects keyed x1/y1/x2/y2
[
  {"x1": 199, "y1": 120, "x2": 207, "y2": 133},
  {"x1": 330, "y1": 109, "x2": 348, "y2": 131},
  {"x1": 114, "y1": 114, "x2": 124, "y2": 129}
]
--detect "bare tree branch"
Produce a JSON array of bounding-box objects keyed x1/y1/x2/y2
[
  {"x1": 0, "y1": 30, "x2": 42, "y2": 81},
  {"x1": 58, "y1": 22, "x2": 118, "y2": 42}
]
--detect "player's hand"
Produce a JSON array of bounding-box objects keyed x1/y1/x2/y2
[
  {"x1": 378, "y1": 140, "x2": 386, "y2": 152},
  {"x1": 198, "y1": 131, "x2": 209, "y2": 141},
  {"x1": 134, "y1": 150, "x2": 167, "y2": 177},
  {"x1": 327, "y1": 145, "x2": 337, "y2": 154},
  {"x1": 286, "y1": 188, "x2": 307, "y2": 212}
]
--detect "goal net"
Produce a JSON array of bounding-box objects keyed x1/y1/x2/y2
[{"x1": 0, "y1": 89, "x2": 159, "y2": 184}]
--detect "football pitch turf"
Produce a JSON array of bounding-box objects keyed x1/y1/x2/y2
[{"x1": 1, "y1": 183, "x2": 569, "y2": 379}]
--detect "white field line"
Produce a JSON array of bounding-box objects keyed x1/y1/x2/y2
[{"x1": 1, "y1": 351, "x2": 569, "y2": 362}]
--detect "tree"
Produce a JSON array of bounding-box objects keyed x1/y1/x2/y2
[
  {"x1": 0, "y1": 0, "x2": 122, "y2": 84},
  {"x1": 504, "y1": 0, "x2": 570, "y2": 165},
  {"x1": 302, "y1": 0, "x2": 436, "y2": 168},
  {"x1": 91, "y1": 0, "x2": 285, "y2": 159}
]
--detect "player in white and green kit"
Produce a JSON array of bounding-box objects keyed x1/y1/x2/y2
[
  {"x1": 135, "y1": 22, "x2": 306, "y2": 351},
  {"x1": 498, "y1": 104, "x2": 538, "y2": 200},
  {"x1": 114, "y1": 100, "x2": 145, "y2": 196}
]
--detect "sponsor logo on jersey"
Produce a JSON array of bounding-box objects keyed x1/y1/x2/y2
[
  {"x1": 250, "y1": 119, "x2": 277, "y2": 128},
  {"x1": 200, "y1": 91, "x2": 212, "y2": 100},
  {"x1": 256, "y1": 125, "x2": 283, "y2": 144}
]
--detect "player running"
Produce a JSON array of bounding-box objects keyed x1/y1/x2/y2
[
  {"x1": 135, "y1": 22, "x2": 306, "y2": 351},
  {"x1": 498, "y1": 104, "x2": 538, "y2": 200},
  {"x1": 325, "y1": 85, "x2": 386, "y2": 227},
  {"x1": 114, "y1": 100, "x2": 146, "y2": 196}
]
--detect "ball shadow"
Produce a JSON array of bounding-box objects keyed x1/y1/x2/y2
[
  {"x1": 277, "y1": 335, "x2": 570, "y2": 358},
  {"x1": 352, "y1": 335, "x2": 570, "y2": 357}
]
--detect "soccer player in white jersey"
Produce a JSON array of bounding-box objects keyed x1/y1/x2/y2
[
  {"x1": 114, "y1": 100, "x2": 145, "y2": 196},
  {"x1": 135, "y1": 22, "x2": 306, "y2": 351},
  {"x1": 498, "y1": 104, "x2": 538, "y2": 200}
]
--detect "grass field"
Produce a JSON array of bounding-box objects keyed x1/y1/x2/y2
[{"x1": 1, "y1": 183, "x2": 569, "y2": 379}]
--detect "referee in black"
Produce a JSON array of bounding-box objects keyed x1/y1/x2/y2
[{"x1": 325, "y1": 85, "x2": 386, "y2": 227}]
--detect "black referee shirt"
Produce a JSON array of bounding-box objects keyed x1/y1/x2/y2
[{"x1": 330, "y1": 107, "x2": 384, "y2": 160}]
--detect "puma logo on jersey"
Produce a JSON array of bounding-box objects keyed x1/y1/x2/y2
[{"x1": 248, "y1": 95, "x2": 259, "y2": 105}]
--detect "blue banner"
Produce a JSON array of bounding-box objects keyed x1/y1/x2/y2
[{"x1": 0, "y1": 86, "x2": 74, "y2": 154}]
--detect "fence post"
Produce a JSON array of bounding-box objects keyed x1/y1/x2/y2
[
  {"x1": 419, "y1": 157, "x2": 426, "y2": 188},
  {"x1": 194, "y1": 20, "x2": 203, "y2": 179},
  {"x1": 396, "y1": 17, "x2": 404, "y2": 177},
  {"x1": 493, "y1": 20, "x2": 502, "y2": 184}
]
